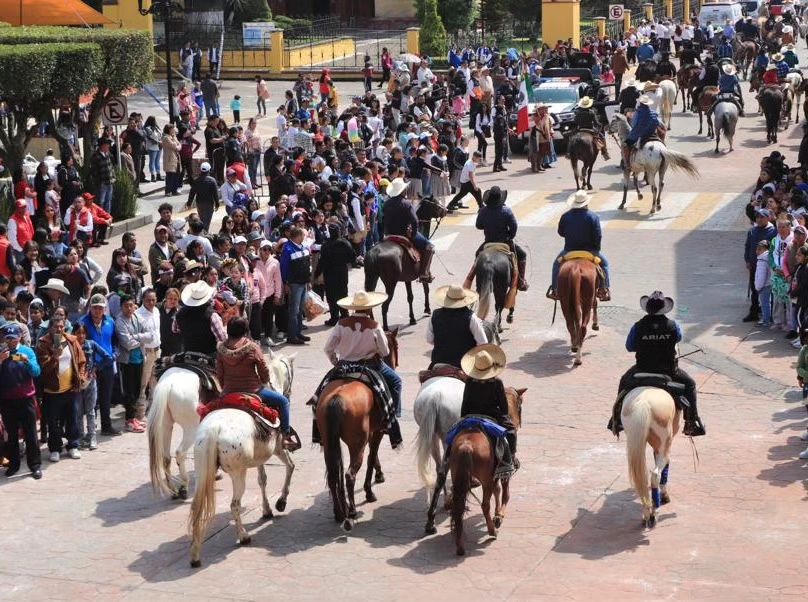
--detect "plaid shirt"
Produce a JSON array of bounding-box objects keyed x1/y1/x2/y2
[
  {"x1": 777, "y1": 60, "x2": 790, "y2": 79},
  {"x1": 91, "y1": 150, "x2": 115, "y2": 185}
]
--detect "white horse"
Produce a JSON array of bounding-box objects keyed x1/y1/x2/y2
[
  {"x1": 713, "y1": 100, "x2": 739, "y2": 153},
  {"x1": 786, "y1": 70, "x2": 805, "y2": 123},
  {"x1": 658, "y1": 79, "x2": 677, "y2": 130},
  {"x1": 622, "y1": 387, "x2": 680, "y2": 528},
  {"x1": 608, "y1": 113, "x2": 700, "y2": 215},
  {"x1": 188, "y1": 407, "x2": 295, "y2": 567},
  {"x1": 147, "y1": 351, "x2": 295, "y2": 499}
]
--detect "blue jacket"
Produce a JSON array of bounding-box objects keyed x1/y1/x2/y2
[
  {"x1": 718, "y1": 73, "x2": 739, "y2": 93},
  {"x1": 79, "y1": 314, "x2": 117, "y2": 368},
  {"x1": 744, "y1": 223, "x2": 777, "y2": 265},
  {"x1": 755, "y1": 54, "x2": 769, "y2": 70},
  {"x1": 558, "y1": 207, "x2": 602, "y2": 253},
  {"x1": 0, "y1": 344, "x2": 40, "y2": 401},
  {"x1": 279, "y1": 239, "x2": 311, "y2": 284},
  {"x1": 627, "y1": 104, "x2": 661, "y2": 144},
  {"x1": 625, "y1": 321, "x2": 683, "y2": 351},
  {"x1": 476, "y1": 204, "x2": 518, "y2": 242},
  {"x1": 717, "y1": 43, "x2": 734, "y2": 59},
  {"x1": 637, "y1": 44, "x2": 655, "y2": 61}
]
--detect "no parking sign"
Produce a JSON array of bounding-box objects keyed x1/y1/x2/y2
[{"x1": 609, "y1": 4, "x2": 624, "y2": 20}]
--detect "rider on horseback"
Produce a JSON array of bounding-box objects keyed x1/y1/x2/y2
[
  {"x1": 706, "y1": 63, "x2": 745, "y2": 120},
  {"x1": 216, "y1": 317, "x2": 300, "y2": 451},
  {"x1": 475, "y1": 186, "x2": 529, "y2": 291},
  {"x1": 610, "y1": 291, "x2": 706, "y2": 437},
  {"x1": 176, "y1": 281, "x2": 221, "y2": 355},
  {"x1": 656, "y1": 52, "x2": 677, "y2": 79},
  {"x1": 691, "y1": 56, "x2": 720, "y2": 112},
  {"x1": 716, "y1": 36, "x2": 734, "y2": 60},
  {"x1": 382, "y1": 178, "x2": 435, "y2": 283},
  {"x1": 678, "y1": 40, "x2": 702, "y2": 70},
  {"x1": 573, "y1": 96, "x2": 609, "y2": 160},
  {"x1": 427, "y1": 285, "x2": 487, "y2": 369},
  {"x1": 546, "y1": 190, "x2": 611, "y2": 302},
  {"x1": 621, "y1": 94, "x2": 661, "y2": 169}
]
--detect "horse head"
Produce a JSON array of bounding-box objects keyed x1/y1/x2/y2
[
  {"x1": 608, "y1": 113, "x2": 629, "y2": 139},
  {"x1": 269, "y1": 353, "x2": 295, "y2": 398},
  {"x1": 416, "y1": 196, "x2": 447, "y2": 221},
  {"x1": 505, "y1": 386, "x2": 527, "y2": 430},
  {"x1": 384, "y1": 327, "x2": 399, "y2": 369}
]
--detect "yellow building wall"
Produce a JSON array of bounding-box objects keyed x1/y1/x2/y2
[
  {"x1": 541, "y1": 0, "x2": 581, "y2": 49},
  {"x1": 375, "y1": 0, "x2": 416, "y2": 18},
  {"x1": 286, "y1": 39, "x2": 356, "y2": 69},
  {"x1": 102, "y1": 1, "x2": 154, "y2": 32}
]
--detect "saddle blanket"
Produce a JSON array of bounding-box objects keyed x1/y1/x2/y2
[
  {"x1": 418, "y1": 364, "x2": 467, "y2": 384},
  {"x1": 385, "y1": 235, "x2": 420, "y2": 263},
  {"x1": 445, "y1": 415, "x2": 515, "y2": 481},
  {"x1": 198, "y1": 393, "x2": 280, "y2": 440},
  {"x1": 155, "y1": 352, "x2": 221, "y2": 394}
]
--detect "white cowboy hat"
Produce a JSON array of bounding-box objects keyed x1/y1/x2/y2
[
  {"x1": 766, "y1": 63, "x2": 778, "y2": 71},
  {"x1": 783, "y1": 25, "x2": 794, "y2": 34},
  {"x1": 566, "y1": 190, "x2": 592, "y2": 209},
  {"x1": 534, "y1": 102, "x2": 550, "y2": 111},
  {"x1": 386, "y1": 177, "x2": 408, "y2": 198},
  {"x1": 40, "y1": 278, "x2": 69, "y2": 295},
  {"x1": 577, "y1": 96, "x2": 594, "y2": 109},
  {"x1": 461, "y1": 344, "x2": 507, "y2": 380},
  {"x1": 722, "y1": 63, "x2": 737, "y2": 75},
  {"x1": 772, "y1": 52, "x2": 785, "y2": 62},
  {"x1": 637, "y1": 94, "x2": 654, "y2": 106},
  {"x1": 775, "y1": 15, "x2": 784, "y2": 22},
  {"x1": 642, "y1": 81, "x2": 660, "y2": 92},
  {"x1": 337, "y1": 290, "x2": 388, "y2": 311},
  {"x1": 623, "y1": 77, "x2": 637, "y2": 88},
  {"x1": 640, "y1": 291, "x2": 675, "y2": 315},
  {"x1": 782, "y1": 43, "x2": 796, "y2": 52},
  {"x1": 181, "y1": 281, "x2": 215, "y2": 307},
  {"x1": 434, "y1": 285, "x2": 479, "y2": 309}
]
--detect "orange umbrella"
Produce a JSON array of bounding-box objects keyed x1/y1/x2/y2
[{"x1": 0, "y1": 0, "x2": 114, "y2": 26}]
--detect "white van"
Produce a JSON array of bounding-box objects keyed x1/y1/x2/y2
[
  {"x1": 698, "y1": 0, "x2": 745, "y2": 26},
  {"x1": 742, "y1": 0, "x2": 762, "y2": 18}
]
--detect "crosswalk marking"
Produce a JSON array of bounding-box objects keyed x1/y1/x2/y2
[{"x1": 434, "y1": 189, "x2": 748, "y2": 232}]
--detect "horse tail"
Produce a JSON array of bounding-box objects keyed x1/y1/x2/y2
[
  {"x1": 561, "y1": 263, "x2": 582, "y2": 345},
  {"x1": 658, "y1": 147, "x2": 699, "y2": 178},
  {"x1": 476, "y1": 258, "x2": 494, "y2": 320},
  {"x1": 661, "y1": 83, "x2": 673, "y2": 120},
  {"x1": 148, "y1": 375, "x2": 173, "y2": 497},
  {"x1": 188, "y1": 421, "x2": 219, "y2": 546},
  {"x1": 624, "y1": 393, "x2": 652, "y2": 511},
  {"x1": 415, "y1": 392, "x2": 439, "y2": 488},
  {"x1": 450, "y1": 440, "x2": 474, "y2": 543},
  {"x1": 364, "y1": 255, "x2": 380, "y2": 292},
  {"x1": 323, "y1": 396, "x2": 349, "y2": 527}
]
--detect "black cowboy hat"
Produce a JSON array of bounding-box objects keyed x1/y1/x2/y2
[
  {"x1": 640, "y1": 291, "x2": 674, "y2": 315},
  {"x1": 483, "y1": 186, "x2": 508, "y2": 207}
]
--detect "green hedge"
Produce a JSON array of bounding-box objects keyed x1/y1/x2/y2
[
  {"x1": 112, "y1": 168, "x2": 138, "y2": 221},
  {"x1": 273, "y1": 16, "x2": 314, "y2": 31},
  {"x1": 0, "y1": 43, "x2": 102, "y2": 101}
]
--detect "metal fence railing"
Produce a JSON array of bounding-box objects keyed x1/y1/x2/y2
[{"x1": 282, "y1": 29, "x2": 407, "y2": 71}]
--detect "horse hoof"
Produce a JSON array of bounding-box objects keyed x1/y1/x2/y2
[
  {"x1": 190, "y1": 559, "x2": 201, "y2": 568},
  {"x1": 506, "y1": 314, "x2": 513, "y2": 324},
  {"x1": 348, "y1": 510, "x2": 358, "y2": 519},
  {"x1": 661, "y1": 492, "x2": 671, "y2": 505},
  {"x1": 714, "y1": 148, "x2": 719, "y2": 154},
  {"x1": 262, "y1": 511, "x2": 274, "y2": 520},
  {"x1": 456, "y1": 547, "x2": 466, "y2": 556},
  {"x1": 171, "y1": 491, "x2": 180, "y2": 501},
  {"x1": 215, "y1": 472, "x2": 223, "y2": 481},
  {"x1": 365, "y1": 491, "x2": 377, "y2": 503},
  {"x1": 573, "y1": 358, "x2": 582, "y2": 366},
  {"x1": 619, "y1": 205, "x2": 625, "y2": 211},
  {"x1": 425, "y1": 524, "x2": 437, "y2": 536},
  {"x1": 178, "y1": 486, "x2": 188, "y2": 500},
  {"x1": 275, "y1": 498, "x2": 287, "y2": 512},
  {"x1": 570, "y1": 346, "x2": 578, "y2": 353},
  {"x1": 409, "y1": 318, "x2": 417, "y2": 326},
  {"x1": 424, "y1": 309, "x2": 432, "y2": 315},
  {"x1": 342, "y1": 519, "x2": 354, "y2": 532},
  {"x1": 592, "y1": 323, "x2": 599, "y2": 331},
  {"x1": 488, "y1": 528, "x2": 498, "y2": 538},
  {"x1": 643, "y1": 514, "x2": 657, "y2": 529},
  {"x1": 638, "y1": 193, "x2": 644, "y2": 200},
  {"x1": 493, "y1": 515, "x2": 503, "y2": 529},
  {"x1": 239, "y1": 536, "x2": 251, "y2": 546},
  {"x1": 374, "y1": 472, "x2": 385, "y2": 484}
]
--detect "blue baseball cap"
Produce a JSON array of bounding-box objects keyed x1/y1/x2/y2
[
  {"x1": 2, "y1": 323, "x2": 22, "y2": 339},
  {"x1": 756, "y1": 208, "x2": 771, "y2": 218}
]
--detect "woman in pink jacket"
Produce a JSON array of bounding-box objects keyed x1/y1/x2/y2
[{"x1": 254, "y1": 240, "x2": 283, "y2": 346}]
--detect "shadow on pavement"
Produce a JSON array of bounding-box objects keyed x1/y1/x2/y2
[
  {"x1": 95, "y1": 481, "x2": 182, "y2": 526},
  {"x1": 511, "y1": 337, "x2": 581, "y2": 377}
]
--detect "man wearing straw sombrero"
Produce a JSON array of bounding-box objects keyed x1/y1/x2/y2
[
  {"x1": 428, "y1": 285, "x2": 488, "y2": 369},
  {"x1": 706, "y1": 62, "x2": 744, "y2": 121}
]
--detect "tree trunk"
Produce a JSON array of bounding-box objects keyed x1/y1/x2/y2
[{"x1": 0, "y1": 111, "x2": 35, "y2": 178}]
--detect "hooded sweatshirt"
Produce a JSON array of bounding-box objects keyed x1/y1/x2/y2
[{"x1": 215, "y1": 336, "x2": 269, "y2": 394}]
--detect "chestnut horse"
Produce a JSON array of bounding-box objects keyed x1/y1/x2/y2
[
  {"x1": 557, "y1": 258, "x2": 599, "y2": 366},
  {"x1": 424, "y1": 386, "x2": 526, "y2": 556},
  {"x1": 315, "y1": 329, "x2": 398, "y2": 531}
]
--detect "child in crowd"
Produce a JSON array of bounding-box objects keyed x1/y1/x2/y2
[
  {"x1": 231, "y1": 95, "x2": 241, "y2": 123},
  {"x1": 756, "y1": 239, "x2": 773, "y2": 327}
]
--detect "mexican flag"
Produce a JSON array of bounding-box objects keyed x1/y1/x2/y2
[{"x1": 516, "y1": 77, "x2": 533, "y2": 135}]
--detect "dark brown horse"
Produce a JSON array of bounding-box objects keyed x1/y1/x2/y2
[
  {"x1": 760, "y1": 86, "x2": 784, "y2": 144},
  {"x1": 695, "y1": 86, "x2": 718, "y2": 136},
  {"x1": 558, "y1": 258, "x2": 599, "y2": 366},
  {"x1": 424, "y1": 386, "x2": 526, "y2": 556},
  {"x1": 315, "y1": 329, "x2": 398, "y2": 530},
  {"x1": 567, "y1": 131, "x2": 600, "y2": 191},
  {"x1": 676, "y1": 65, "x2": 700, "y2": 113}
]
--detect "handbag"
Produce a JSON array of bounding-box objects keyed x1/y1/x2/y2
[{"x1": 482, "y1": 124, "x2": 492, "y2": 138}]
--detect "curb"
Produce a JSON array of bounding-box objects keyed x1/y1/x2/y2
[{"x1": 113, "y1": 212, "x2": 153, "y2": 233}]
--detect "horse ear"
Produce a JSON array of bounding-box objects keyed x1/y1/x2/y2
[
  {"x1": 287, "y1": 353, "x2": 297, "y2": 364},
  {"x1": 515, "y1": 387, "x2": 527, "y2": 398}
]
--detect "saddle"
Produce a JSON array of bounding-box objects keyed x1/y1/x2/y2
[
  {"x1": 385, "y1": 234, "x2": 420, "y2": 263},
  {"x1": 483, "y1": 242, "x2": 520, "y2": 308},
  {"x1": 715, "y1": 92, "x2": 739, "y2": 103},
  {"x1": 559, "y1": 250, "x2": 606, "y2": 288},
  {"x1": 698, "y1": 85, "x2": 719, "y2": 111},
  {"x1": 418, "y1": 363, "x2": 467, "y2": 384},
  {"x1": 618, "y1": 373, "x2": 689, "y2": 410},
  {"x1": 445, "y1": 415, "x2": 516, "y2": 481},
  {"x1": 155, "y1": 352, "x2": 221, "y2": 395},
  {"x1": 198, "y1": 392, "x2": 280, "y2": 441}
]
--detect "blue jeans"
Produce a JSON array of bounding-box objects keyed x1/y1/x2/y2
[
  {"x1": 148, "y1": 149, "x2": 162, "y2": 176},
  {"x1": 287, "y1": 283, "x2": 307, "y2": 340},
  {"x1": 248, "y1": 151, "x2": 260, "y2": 186},
  {"x1": 758, "y1": 285, "x2": 772, "y2": 324},
  {"x1": 412, "y1": 231, "x2": 430, "y2": 251},
  {"x1": 551, "y1": 249, "x2": 610, "y2": 289},
  {"x1": 376, "y1": 361, "x2": 402, "y2": 417},
  {"x1": 98, "y1": 183, "x2": 113, "y2": 213},
  {"x1": 258, "y1": 387, "x2": 290, "y2": 433}
]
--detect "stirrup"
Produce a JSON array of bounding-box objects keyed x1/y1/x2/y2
[
  {"x1": 683, "y1": 418, "x2": 706, "y2": 437},
  {"x1": 546, "y1": 286, "x2": 558, "y2": 300},
  {"x1": 597, "y1": 288, "x2": 611, "y2": 302},
  {"x1": 518, "y1": 279, "x2": 529, "y2": 291},
  {"x1": 419, "y1": 273, "x2": 435, "y2": 283},
  {"x1": 283, "y1": 429, "x2": 302, "y2": 452}
]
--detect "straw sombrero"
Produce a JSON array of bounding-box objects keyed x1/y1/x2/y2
[
  {"x1": 637, "y1": 94, "x2": 654, "y2": 106},
  {"x1": 577, "y1": 96, "x2": 594, "y2": 109},
  {"x1": 386, "y1": 177, "x2": 408, "y2": 198},
  {"x1": 461, "y1": 344, "x2": 507, "y2": 380},
  {"x1": 722, "y1": 63, "x2": 737, "y2": 75},
  {"x1": 181, "y1": 281, "x2": 215, "y2": 307},
  {"x1": 337, "y1": 290, "x2": 388, "y2": 310},
  {"x1": 434, "y1": 285, "x2": 479, "y2": 309},
  {"x1": 566, "y1": 190, "x2": 592, "y2": 209}
]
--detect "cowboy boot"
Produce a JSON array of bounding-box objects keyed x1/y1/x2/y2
[
  {"x1": 608, "y1": 395, "x2": 625, "y2": 435},
  {"x1": 682, "y1": 393, "x2": 706, "y2": 437},
  {"x1": 418, "y1": 245, "x2": 435, "y2": 283},
  {"x1": 545, "y1": 285, "x2": 558, "y2": 300},
  {"x1": 599, "y1": 137, "x2": 610, "y2": 160},
  {"x1": 517, "y1": 259, "x2": 529, "y2": 291},
  {"x1": 597, "y1": 287, "x2": 611, "y2": 302}
]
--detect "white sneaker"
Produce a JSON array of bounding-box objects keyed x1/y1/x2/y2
[
  {"x1": 68, "y1": 448, "x2": 81, "y2": 460},
  {"x1": 799, "y1": 447, "x2": 808, "y2": 460},
  {"x1": 49, "y1": 451, "x2": 60, "y2": 463},
  {"x1": 794, "y1": 339, "x2": 803, "y2": 349},
  {"x1": 88, "y1": 436, "x2": 98, "y2": 450},
  {"x1": 799, "y1": 430, "x2": 808, "y2": 442}
]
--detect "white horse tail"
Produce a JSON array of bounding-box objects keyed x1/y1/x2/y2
[
  {"x1": 658, "y1": 147, "x2": 699, "y2": 178},
  {"x1": 148, "y1": 377, "x2": 173, "y2": 496},
  {"x1": 188, "y1": 422, "x2": 219, "y2": 547},
  {"x1": 624, "y1": 396, "x2": 652, "y2": 511},
  {"x1": 415, "y1": 394, "x2": 439, "y2": 488}
]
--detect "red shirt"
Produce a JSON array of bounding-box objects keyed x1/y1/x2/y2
[{"x1": 763, "y1": 69, "x2": 780, "y2": 85}]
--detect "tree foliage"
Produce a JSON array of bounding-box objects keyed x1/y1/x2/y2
[
  {"x1": 420, "y1": 0, "x2": 449, "y2": 57},
  {"x1": 439, "y1": 0, "x2": 475, "y2": 34}
]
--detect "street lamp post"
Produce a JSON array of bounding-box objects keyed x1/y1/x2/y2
[{"x1": 138, "y1": 1, "x2": 184, "y2": 124}]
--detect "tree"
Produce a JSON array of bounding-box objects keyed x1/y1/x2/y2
[
  {"x1": 420, "y1": 0, "x2": 449, "y2": 57},
  {"x1": 240, "y1": 0, "x2": 272, "y2": 21},
  {"x1": 0, "y1": 43, "x2": 102, "y2": 175},
  {"x1": 438, "y1": 0, "x2": 474, "y2": 35},
  {"x1": 0, "y1": 27, "x2": 153, "y2": 163}
]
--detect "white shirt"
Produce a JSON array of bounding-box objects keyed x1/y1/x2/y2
[
  {"x1": 276, "y1": 113, "x2": 287, "y2": 135},
  {"x1": 177, "y1": 234, "x2": 213, "y2": 256},
  {"x1": 682, "y1": 25, "x2": 694, "y2": 40},
  {"x1": 324, "y1": 319, "x2": 389, "y2": 364},
  {"x1": 135, "y1": 304, "x2": 161, "y2": 350},
  {"x1": 220, "y1": 180, "x2": 248, "y2": 209},
  {"x1": 63, "y1": 207, "x2": 93, "y2": 234},
  {"x1": 459, "y1": 158, "x2": 476, "y2": 184},
  {"x1": 426, "y1": 312, "x2": 488, "y2": 345},
  {"x1": 7, "y1": 217, "x2": 25, "y2": 252}
]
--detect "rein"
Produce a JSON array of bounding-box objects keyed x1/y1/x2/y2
[{"x1": 551, "y1": 298, "x2": 558, "y2": 325}]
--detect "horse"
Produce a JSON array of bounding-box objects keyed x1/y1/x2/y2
[
  {"x1": 557, "y1": 258, "x2": 598, "y2": 366},
  {"x1": 314, "y1": 332, "x2": 399, "y2": 531},
  {"x1": 732, "y1": 37, "x2": 758, "y2": 80},
  {"x1": 695, "y1": 86, "x2": 718, "y2": 137},
  {"x1": 760, "y1": 86, "x2": 784, "y2": 143},
  {"x1": 785, "y1": 71, "x2": 804, "y2": 124},
  {"x1": 676, "y1": 65, "x2": 701, "y2": 112},
  {"x1": 713, "y1": 100, "x2": 739, "y2": 153},
  {"x1": 567, "y1": 130, "x2": 600, "y2": 191},
  {"x1": 365, "y1": 241, "x2": 431, "y2": 332},
  {"x1": 636, "y1": 59, "x2": 657, "y2": 83},
  {"x1": 472, "y1": 245, "x2": 515, "y2": 332},
  {"x1": 621, "y1": 387, "x2": 680, "y2": 528},
  {"x1": 187, "y1": 355, "x2": 296, "y2": 567},
  {"x1": 608, "y1": 113, "x2": 700, "y2": 215},
  {"x1": 148, "y1": 351, "x2": 295, "y2": 500},
  {"x1": 424, "y1": 387, "x2": 526, "y2": 556},
  {"x1": 658, "y1": 79, "x2": 677, "y2": 130}
]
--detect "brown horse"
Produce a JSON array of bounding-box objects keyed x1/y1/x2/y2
[
  {"x1": 676, "y1": 65, "x2": 701, "y2": 113},
  {"x1": 695, "y1": 86, "x2": 718, "y2": 137},
  {"x1": 315, "y1": 329, "x2": 398, "y2": 530},
  {"x1": 557, "y1": 258, "x2": 598, "y2": 366}
]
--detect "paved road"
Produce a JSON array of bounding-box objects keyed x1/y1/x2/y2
[{"x1": 4, "y1": 55, "x2": 808, "y2": 600}]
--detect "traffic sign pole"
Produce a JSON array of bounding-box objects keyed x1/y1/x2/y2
[{"x1": 115, "y1": 126, "x2": 122, "y2": 170}]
